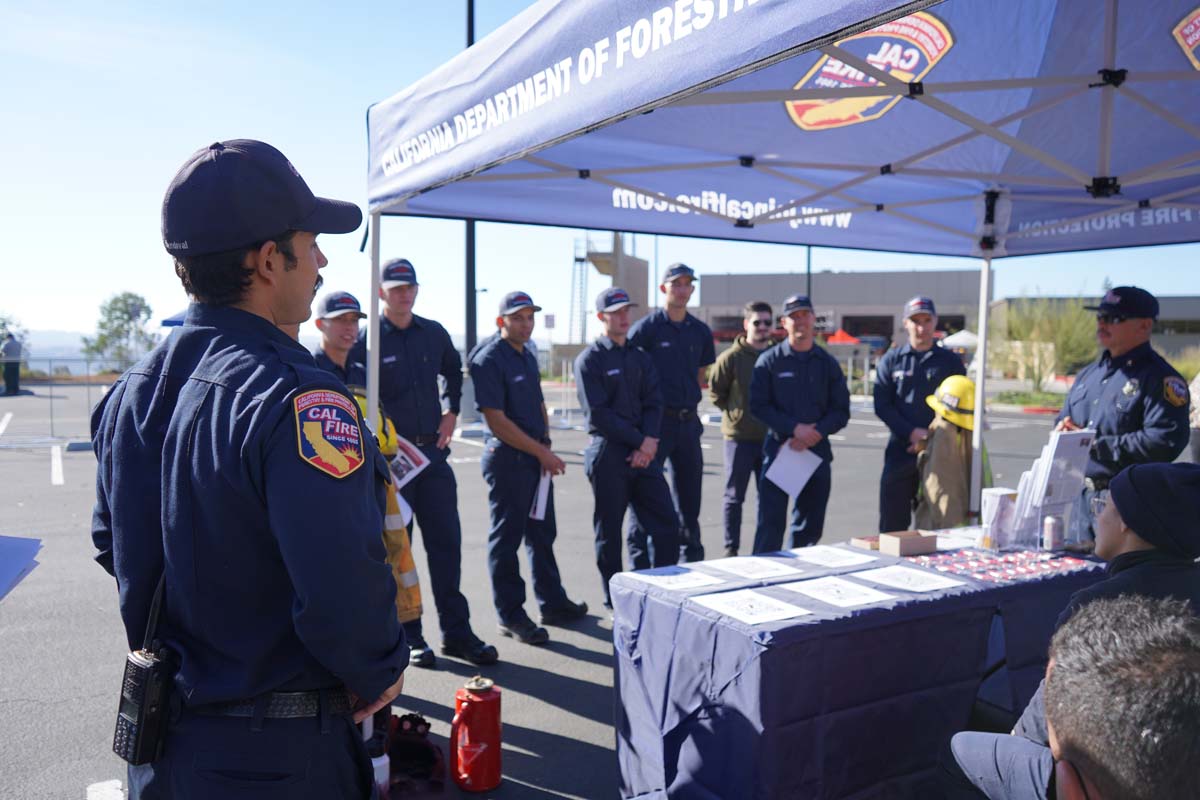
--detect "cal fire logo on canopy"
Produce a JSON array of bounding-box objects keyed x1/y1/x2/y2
[
  {"x1": 294, "y1": 390, "x2": 364, "y2": 478},
  {"x1": 786, "y1": 12, "x2": 954, "y2": 131},
  {"x1": 1173, "y1": 6, "x2": 1200, "y2": 70}
]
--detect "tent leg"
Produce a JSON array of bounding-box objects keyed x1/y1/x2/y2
[
  {"x1": 367, "y1": 212, "x2": 382, "y2": 428},
  {"x1": 969, "y1": 254, "x2": 992, "y2": 516}
]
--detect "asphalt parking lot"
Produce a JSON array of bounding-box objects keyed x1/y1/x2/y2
[{"x1": 0, "y1": 383, "x2": 1056, "y2": 799}]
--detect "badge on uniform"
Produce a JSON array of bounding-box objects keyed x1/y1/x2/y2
[
  {"x1": 1163, "y1": 375, "x2": 1190, "y2": 408},
  {"x1": 294, "y1": 390, "x2": 365, "y2": 478},
  {"x1": 1122, "y1": 378, "x2": 1139, "y2": 396}
]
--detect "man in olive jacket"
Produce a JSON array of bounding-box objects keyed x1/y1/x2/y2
[{"x1": 709, "y1": 301, "x2": 774, "y2": 556}]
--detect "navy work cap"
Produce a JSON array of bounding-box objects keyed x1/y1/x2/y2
[
  {"x1": 317, "y1": 291, "x2": 366, "y2": 320},
  {"x1": 499, "y1": 291, "x2": 542, "y2": 316},
  {"x1": 904, "y1": 296, "x2": 937, "y2": 318},
  {"x1": 781, "y1": 294, "x2": 814, "y2": 316},
  {"x1": 162, "y1": 140, "x2": 362, "y2": 257},
  {"x1": 381, "y1": 258, "x2": 418, "y2": 288},
  {"x1": 1084, "y1": 286, "x2": 1159, "y2": 319},
  {"x1": 596, "y1": 287, "x2": 637, "y2": 313},
  {"x1": 1110, "y1": 463, "x2": 1200, "y2": 559},
  {"x1": 662, "y1": 263, "x2": 697, "y2": 284}
]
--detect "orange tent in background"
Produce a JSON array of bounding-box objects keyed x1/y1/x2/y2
[{"x1": 825, "y1": 329, "x2": 861, "y2": 345}]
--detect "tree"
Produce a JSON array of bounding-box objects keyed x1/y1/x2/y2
[
  {"x1": 0, "y1": 312, "x2": 28, "y2": 346},
  {"x1": 1004, "y1": 296, "x2": 1097, "y2": 391},
  {"x1": 82, "y1": 292, "x2": 158, "y2": 365}
]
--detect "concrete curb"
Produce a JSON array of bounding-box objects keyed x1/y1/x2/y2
[{"x1": 988, "y1": 403, "x2": 1062, "y2": 416}]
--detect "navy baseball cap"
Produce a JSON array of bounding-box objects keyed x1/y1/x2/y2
[
  {"x1": 661, "y1": 263, "x2": 697, "y2": 284},
  {"x1": 499, "y1": 291, "x2": 541, "y2": 316},
  {"x1": 903, "y1": 296, "x2": 937, "y2": 318},
  {"x1": 162, "y1": 140, "x2": 362, "y2": 257},
  {"x1": 381, "y1": 258, "x2": 419, "y2": 288},
  {"x1": 596, "y1": 287, "x2": 637, "y2": 313},
  {"x1": 1085, "y1": 286, "x2": 1159, "y2": 319},
  {"x1": 781, "y1": 294, "x2": 814, "y2": 316},
  {"x1": 317, "y1": 291, "x2": 366, "y2": 320}
]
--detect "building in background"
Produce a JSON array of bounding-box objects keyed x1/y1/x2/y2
[{"x1": 695, "y1": 270, "x2": 985, "y2": 351}]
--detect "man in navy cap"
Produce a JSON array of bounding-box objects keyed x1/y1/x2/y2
[
  {"x1": 1055, "y1": 286, "x2": 1189, "y2": 530},
  {"x1": 941, "y1": 461, "x2": 1200, "y2": 799},
  {"x1": 576, "y1": 288, "x2": 680, "y2": 608},
  {"x1": 313, "y1": 291, "x2": 367, "y2": 387},
  {"x1": 628, "y1": 263, "x2": 716, "y2": 563},
  {"x1": 92, "y1": 140, "x2": 408, "y2": 798},
  {"x1": 749, "y1": 294, "x2": 851, "y2": 552},
  {"x1": 351, "y1": 259, "x2": 498, "y2": 668},
  {"x1": 873, "y1": 296, "x2": 965, "y2": 532},
  {"x1": 469, "y1": 292, "x2": 587, "y2": 644}
]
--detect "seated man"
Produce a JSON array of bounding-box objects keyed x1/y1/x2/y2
[
  {"x1": 1045, "y1": 595, "x2": 1200, "y2": 800},
  {"x1": 942, "y1": 461, "x2": 1200, "y2": 799}
]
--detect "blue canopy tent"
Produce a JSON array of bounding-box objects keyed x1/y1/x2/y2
[{"x1": 365, "y1": 0, "x2": 1200, "y2": 513}]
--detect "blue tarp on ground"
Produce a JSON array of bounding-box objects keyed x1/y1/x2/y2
[{"x1": 368, "y1": 0, "x2": 1200, "y2": 258}]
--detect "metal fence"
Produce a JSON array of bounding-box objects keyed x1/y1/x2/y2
[{"x1": 0, "y1": 358, "x2": 134, "y2": 445}]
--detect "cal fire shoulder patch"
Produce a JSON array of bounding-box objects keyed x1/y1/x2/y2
[
  {"x1": 294, "y1": 389, "x2": 365, "y2": 478},
  {"x1": 1164, "y1": 375, "x2": 1190, "y2": 408}
]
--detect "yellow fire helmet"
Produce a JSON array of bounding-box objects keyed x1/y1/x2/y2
[
  {"x1": 348, "y1": 386, "x2": 399, "y2": 457},
  {"x1": 926, "y1": 374, "x2": 977, "y2": 431}
]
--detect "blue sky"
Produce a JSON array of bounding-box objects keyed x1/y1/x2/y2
[{"x1": 2, "y1": 0, "x2": 1197, "y2": 345}]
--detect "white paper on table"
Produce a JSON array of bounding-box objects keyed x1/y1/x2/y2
[
  {"x1": 703, "y1": 557, "x2": 805, "y2": 580},
  {"x1": 690, "y1": 589, "x2": 812, "y2": 625},
  {"x1": 935, "y1": 526, "x2": 984, "y2": 551},
  {"x1": 853, "y1": 565, "x2": 966, "y2": 593},
  {"x1": 778, "y1": 576, "x2": 895, "y2": 609},
  {"x1": 625, "y1": 567, "x2": 726, "y2": 590},
  {"x1": 789, "y1": 544, "x2": 877, "y2": 568},
  {"x1": 529, "y1": 471, "x2": 551, "y2": 520},
  {"x1": 388, "y1": 435, "x2": 431, "y2": 491},
  {"x1": 764, "y1": 447, "x2": 823, "y2": 499}
]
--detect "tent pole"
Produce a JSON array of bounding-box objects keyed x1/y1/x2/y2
[
  {"x1": 368, "y1": 211, "x2": 382, "y2": 429},
  {"x1": 969, "y1": 253, "x2": 992, "y2": 517},
  {"x1": 464, "y1": 0, "x2": 477, "y2": 355},
  {"x1": 806, "y1": 245, "x2": 812, "y2": 299}
]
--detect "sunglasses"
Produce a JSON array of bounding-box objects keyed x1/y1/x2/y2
[
  {"x1": 1096, "y1": 313, "x2": 1129, "y2": 325},
  {"x1": 1089, "y1": 489, "x2": 1109, "y2": 518},
  {"x1": 750, "y1": 320, "x2": 773, "y2": 328}
]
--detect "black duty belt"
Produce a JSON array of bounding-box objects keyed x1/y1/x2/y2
[
  {"x1": 192, "y1": 688, "x2": 352, "y2": 719},
  {"x1": 663, "y1": 407, "x2": 695, "y2": 421},
  {"x1": 412, "y1": 434, "x2": 440, "y2": 446},
  {"x1": 1084, "y1": 477, "x2": 1109, "y2": 492}
]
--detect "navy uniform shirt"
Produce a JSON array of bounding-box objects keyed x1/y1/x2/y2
[
  {"x1": 575, "y1": 336, "x2": 663, "y2": 449},
  {"x1": 91, "y1": 304, "x2": 407, "y2": 706},
  {"x1": 628, "y1": 309, "x2": 715, "y2": 410},
  {"x1": 1057, "y1": 341, "x2": 1189, "y2": 482},
  {"x1": 469, "y1": 336, "x2": 547, "y2": 444},
  {"x1": 312, "y1": 347, "x2": 366, "y2": 388},
  {"x1": 873, "y1": 343, "x2": 965, "y2": 465},
  {"x1": 749, "y1": 341, "x2": 851, "y2": 462},
  {"x1": 350, "y1": 314, "x2": 462, "y2": 441}
]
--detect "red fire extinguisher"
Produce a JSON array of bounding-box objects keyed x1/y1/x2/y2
[{"x1": 450, "y1": 676, "x2": 502, "y2": 792}]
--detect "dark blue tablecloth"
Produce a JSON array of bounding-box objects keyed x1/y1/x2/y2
[{"x1": 611, "y1": 547, "x2": 1103, "y2": 800}]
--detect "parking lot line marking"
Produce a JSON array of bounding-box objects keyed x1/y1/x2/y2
[
  {"x1": 50, "y1": 445, "x2": 64, "y2": 485},
  {"x1": 0, "y1": 411, "x2": 11, "y2": 439},
  {"x1": 86, "y1": 779, "x2": 124, "y2": 799}
]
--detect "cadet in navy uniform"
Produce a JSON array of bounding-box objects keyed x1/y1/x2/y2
[
  {"x1": 1055, "y1": 286, "x2": 1189, "y2": 527},
  {"x1": 873, "y1": 296, "x2": 965, "y2": 532},
  {"x1": 469, "y1": 292, "x2": 587, "y2": 644},
  {"x1": 313, "y1": 290, "x2": 367, "y2": 386},
  {"x1": 627, "y1": 263, "x2": 716, "y2": 563},
  {"x1": 750, "y1": 294, "x2": 851, "y2": 553},
  {"x1": 91, "y1": 140, "x2": 408, "y2": 798},
  {"x1": 350, "y1": 259, "x2": 498, "y2": 668},
  {"x1": 576, "y1": 288, "x2": 680, "y2": 607},
  {"x1": 941, "y1": 462, "x2": 1200, "y2": 800}
]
